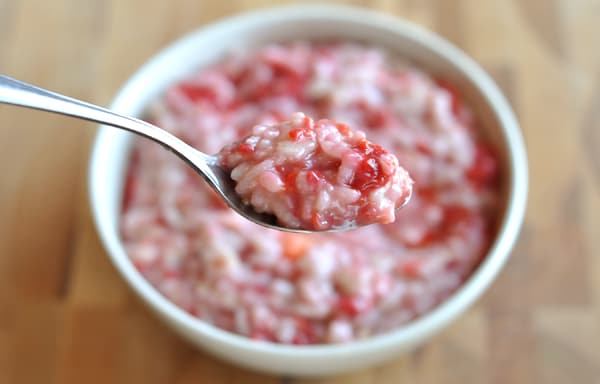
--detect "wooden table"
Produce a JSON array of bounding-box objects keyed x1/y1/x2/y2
[{"x1": 1, "y1": 0, "x2": 599, "y2": 382}]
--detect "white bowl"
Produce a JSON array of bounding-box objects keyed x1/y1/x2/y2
[{"x1": 89, "y1": 4, "x2": 527, "y2": 376}]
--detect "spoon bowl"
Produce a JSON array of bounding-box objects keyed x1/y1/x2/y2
[{"x1": 0, "y1": 73, "x2": 399, "y2": 233}]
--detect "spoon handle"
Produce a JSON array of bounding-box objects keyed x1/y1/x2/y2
[{"x1": 0, "y1": 74, "x2": 214, "y2": 170}]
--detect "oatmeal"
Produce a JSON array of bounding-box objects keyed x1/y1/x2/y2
[
  {"x1": 121, "y1": 42, "x2": 500, "y2": 344},
  {"x1": 218, "y1": 112, "x2": 413, "y2": 230}
]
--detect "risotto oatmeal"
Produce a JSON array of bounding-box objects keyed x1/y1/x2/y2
[
  {"x1": 121, "y1": 42, "x2": 500, "y2": 344},
  {"x1": 218, "y1": 112, "x2": 413, "y2": 230}
]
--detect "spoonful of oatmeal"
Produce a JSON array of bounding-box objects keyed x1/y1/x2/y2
[{"x1": 0, "y1": 75, "x2": 412, "y2": 232}]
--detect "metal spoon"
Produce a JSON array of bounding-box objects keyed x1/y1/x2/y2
[{"x1": 0, "y1": 74, "x2": 410, "y2": 233}]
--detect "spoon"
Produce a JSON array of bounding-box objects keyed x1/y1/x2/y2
[{"x1": 0, "y1": 74, "x2": 410, "y2": 233}]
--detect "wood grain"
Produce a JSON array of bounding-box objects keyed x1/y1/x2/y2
[{"x1": 1, "y1": 0, "x2": 599, "y2": 383}]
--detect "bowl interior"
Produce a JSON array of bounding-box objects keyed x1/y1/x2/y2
[{"x1": 90, "y1": 4, "x2": 527, "y2": 375}]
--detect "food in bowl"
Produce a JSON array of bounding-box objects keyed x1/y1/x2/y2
[
  {"x1": 218, "y1": 112, "x2": 413, "y2": 230},
  {"x1": 120, "y1": 42, "x2": 500, "y2": 344}
]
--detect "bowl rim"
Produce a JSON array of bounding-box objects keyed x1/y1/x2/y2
[{"x1": 89, "y1": 3, "x2": 528, "y2": 359}]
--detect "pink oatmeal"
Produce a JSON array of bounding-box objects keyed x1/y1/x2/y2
[
  {"x1": 121, "y1": 42, "x2": 500, "y2": 344},
  {"x1": 218, "y1": 112, "x2": 413, "y2": 230}
]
